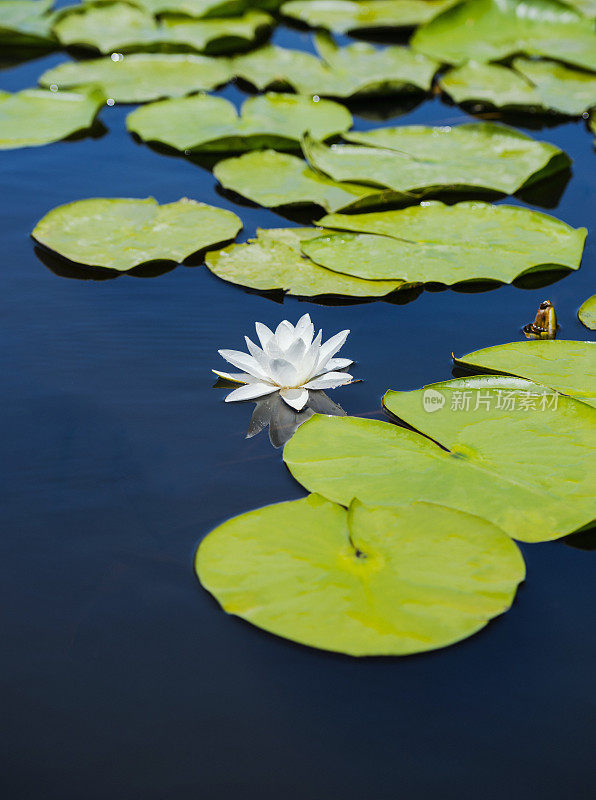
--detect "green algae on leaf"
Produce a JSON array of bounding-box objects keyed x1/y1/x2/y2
[
  {"x1": 32, "y1": 197, "x2": 242, "y2": 271},
  {"x1": 196, "y1": 493, "x2": 525, "y2": 656},
  {"x1": 304, "y1": 123, "x2": 569, "y2": 197},
  {"x1": 214, "y1": 150, "x2": 404, "y2": 212},
  {"x1": 205, "y1": 226, "x2": 407, "y2": 297},
  {"x1": 412, "y1": 0, "x2": 596, "y2": 71},
  {"x1": 302, "y1": 202, "x2": 586, "y2": 285},
  {"x1": 281, "y1": 0, "x2": 457, "y2": 34},
  {"x1": 0, "y1": 0, "x2": 57, "y2": 47},
  {"x1": 0, "y1": 87, "x2": 105, "y2": 150},
  {"x1": 578, "y1": 295, "x2": 596, "y2": 330},
  {"x1": 284, "y1": 377, "x2": 596, "y2": 542},
  {"x1": 127, "y1": 92, "x2": 352, "y2": 152},
  {"x1": 39, "y1": 53, "x2": 234, "y2": 103},
  {"x1": 454, "y1": 340, "x2": 596, "y2": 406}
]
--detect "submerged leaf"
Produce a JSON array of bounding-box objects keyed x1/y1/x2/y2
[
  {"x1": 39, "y1": 53, "x2": 234, "y2": 103},
  {"x1": 0, "y1": 87, "x2": 105, "y2": 150},
  {"x1": 578, "y1": 295, "x2": 596, "y2": 330},
  {"x1": 127, "y1": 92, "x2": 351, "y2": 151},
  {"x1": 32, "y1": 197, "x2": 242, "y2": 271},
  {"x1": 205, "y1": 226, "x2": 407, "y2": 297},
  {"x1": 281, "y1": 0, "x2": 456, "y2": 33},
  {"x1": 284, "y1": 376, "x2": 596, "y2": 542},
  {"x1": 412, "y1": 0, "x2": 596, "y2": 71},
  {"x1": 214, "y1": 150, "x2": 404, "y2": 211},
  {"x1": 454, "y1": 340, "x2": 596, "y2": 407},
  {"x1": 304, "y1": 122, "x2": 569, "y2": 197},
  {"x1": 196, "y1": 493, "x2": 525, "y2": 656},
  {"x1": 302, "y1": 201, "x2": 586, "y2": 285}
]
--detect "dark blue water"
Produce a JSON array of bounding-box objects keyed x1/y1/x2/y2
[{"x1": 2, "y1": 24, "x2": 596, "y2": 800}]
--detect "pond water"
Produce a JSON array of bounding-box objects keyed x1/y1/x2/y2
[{"x1": 2, "y1": 22, "x2": 596, "y2": 800}]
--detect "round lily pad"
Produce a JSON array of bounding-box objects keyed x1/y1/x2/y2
[
  {"x1": 39, "y1": 53, "x2": 234, "y2": 104},
  {"x1": 196, "y1": 493, "x2": 525, "y2": 656},
  {"x1": 32, "y1": 197, "x2": 242, "y2": 271},
  {"x1": 0, "y1": 0, "x2": 57, "y2": 48},
  {"x1": 0, "y1": 87, "x2": 105, "y2": 150},
  {"x1": 578, "y1": 295, "x2": 596, "y2": 330},
  {"x1": 284, "y1": 376, "x2": 596, "y2": 542}
]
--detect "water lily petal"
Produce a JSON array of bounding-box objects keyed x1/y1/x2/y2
[
  {"x1": 304, "y1": 372, "x2": 353, "y2": 390},
  {"x1": 275, "y1": 319, "x2": 295, "y2": 350},
  {"x1": 284, "y1": 336, "x2": 307, "y2": 367},
  {"x1": 212, "y1": 370, "x2": 254, "y2": 384},
  {"x1": 320, "y1": 357, "x2": 353, "y2": 373},
  {"x1": 279, "y1": 387, "x2": 309, "y2": 411},
  {"x1": 225, "y1": 382, "x2": 278, "y2": 402},
  {"x1": 317, "y1": 329, "x2": 350, "y2": 367},
  {"x1": 269, "y1": 358, "x2": 299, "y2": 386},
  {"x1": 295, "y1": 313, "x2": 314, "y2": 347},
  {"x1": 255, "y1": 321, "x2": 274, "y2": 349},
  {"x1": 218, "y1": 348, "x2": 269, "y2": 380},
  {"x1": 244, "y1": 336, "x2": 271, "y2": 374}
]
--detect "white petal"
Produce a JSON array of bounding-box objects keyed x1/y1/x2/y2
[
  {"x1": 317, "y1": 329, "x2": 350, "y2": 367},
  {"x1": 268, "y1": 358, "x2": 299, "y2": 386},
  {"x1": 283, "y1": 337, "x2": 306, "y2": 368},
  {"x1": 279, "y1": 387, "x2": 309, "y2": 411},
  {"x1": 218, "y1": 349, "x2": 268, "y2": 380},
  {"x1": 275, "y1": 320, "x2": 295, "y2": 350},
  {"x1": 295, "y1": 314, "x2": 314, "y2": 346},
  {"x1": 255, "y1": 321, "x2": 274, "y2": 349},
  {"x1": 224, "y1": 382, "x2": 278, "y2": 402},
  {"x1": 244, "y1": 337, "x2": 271, "y2": 375},
  {"x1": 320, "y1": 357, "x2": 353, "y2": 372},
  {"x1": 212, "y1": 370, "x2": 253, "y2": 384},
  {"x1": 304, "y1": 372, "x2": 353, "y2": 390},
  {"x1": 297, "y1": 330, "x2": 323, "y2": 383}
]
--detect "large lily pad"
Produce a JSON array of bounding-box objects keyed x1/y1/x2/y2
[
  {"x1": 0, "y1": 0, "x2": 57, "y2": 47},
  {"x1": 281, "y1": 0, "x2": 456, "y2": 33},
  {"x1": 440, "y1": 59, "x2": 596, "y2": 116},
  {"x1": 284, "y1": 376, "x2": 596, "y2": 542},
  {"x1": 454, "y1": 340, "x2": 596, "y2": 407},
  {"x1": 578, "y1": 295, "x2": 596, "y2": 330},
  {"x1": 302, "y1": 202, "x2": 586, "y2": 285},
  {"x1": 205, "y1": 226, "x2": 407, "y2": 297},
  {"x1": 214, "y1": 150, "x2": 403, "y2": 212},
  {"x1": 304, "y1": 122, "x2": 569, "y2": 197},
  {"x1": 0, "y1": 87, "x2": 105, "y2": 150},
  {"x1": 233, "y1": 36, "x2": 438, "y2": 97},
  {"x1": 32, "y1": 197, "x2": 242, "y2": 271},
  {"x1": 39, "y1": 53, "x2": 233, "y2": 103},
  {"x1": 52, "y1": 3, "x2": 272, "y2": 54},
  {"x1": 196, "y1": 493, "x2": 525, "y2": 656},
  {"x1": 127, "y1": 92, "x2": 352, "y2": 152},
  {"x1": 412, "y1": 0, "x2": 596, "y2": 72}
]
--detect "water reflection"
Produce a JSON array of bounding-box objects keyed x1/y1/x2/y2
[{"x1": 247, "y1": 390, "x2": 346, "y2": 447}]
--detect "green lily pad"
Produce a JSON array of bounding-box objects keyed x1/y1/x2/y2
[
  {"x1": 439, "y1": 59, "x2": 596, "y2": 116},
  {"x1": 196, "y1": 493, "x2": 525, "y2": 656},
  {"x1": 578, "y1": 295, "x2": 596, "y2": 330},
  {"x1": 284, "y1": 376, "x2": 596, "y2": 542},
  {"x1": 302, "y1": 201, "x2": 586, "y2": 285},
  {"x1": 454, "y1": 340, "x2": 596, "y2": 406},
  {"x1": 233, "y1": 36, "x2": 438, "y2": 97},
  {"x1": 127, "y1": 92, "x2": 352, "y2": 152},
  {"x1": 304, "y1": 122, "x2": 568, "y2": 197},
  {"x1": 205, "y1": 226, "x2": 407, "y2": 297},
  {"x1": 32, "y1": 197, "x2": 242, "y2": 271},
  {"x1": 0, "y1": 87, "x2": 105, "y2": 150},
  {"x1": 0, "y1": 0, "x2": 57, "y2": 47},
  {"x1": 412, "y1": 0, "x2": 596, "y2": 71},
  {"x1": 214, "y1": 150, "x2": 404, "y2": 212},
  {"x1": 281, "y1": 0, "x2": 456, "y2": 34},
  {"x1": 52, "y1": 3, "x2": 272, "y2": 54},
  {"x1": 39, "y1": 53, "x2": 233, "y2": 103},
  {"x1": 131, "y1": 0, "x2": 282, "y2": 14},
  {"x1": 561, "y1": 0, "x2": 596, "y2": 16}
]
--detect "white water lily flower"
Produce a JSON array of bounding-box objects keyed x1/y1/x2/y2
[{"x1": 214, "y1": 314, "x2": 353, "y2": 411}]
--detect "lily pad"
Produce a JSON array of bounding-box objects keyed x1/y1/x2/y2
[
  {"x1": 32, "y1": 197, "x2": 242, "y2": 271},
  {"x1": 304, "y1": 122, "x2": 569, "y2": 197},
  {"x1": 233, "y1": 36, "x2": 438, "y2": 97},
  {"x1": 302, "y1": 201, "x2": 586, "y2": 285},
  {"x1": 39, "y1": 53, "x2": 233, "y2": 103},
  {"x1": 281, "y1": 0, "x2": 456, "y2": 34},
  {"x1": 284, "y1": 376, "x2": 596, "y2": 542},
  {"x1": 454, "y1": 340, "x2": 596, "y2": 406},
  {"x1": 127, "y1": 92, "x2": 352, "y2": 152},
  {"x1": 578, "y1": 295, "x2": 596, "y2": 330},
  {"x1": 0, "y1": 87, "x2": 105, "y2": 150},
  {"x1": 513, "y1": 58, "x2": 596, "y2": 116},
  {"x1": 214, "y1": 150, "x2": 404, "y2": 212},
  {"x1": 412, "y1": 0, "x2": 596, "y2": 72},
  {"x1": 0, "y1": 0, "x2": 57, "y2": 47},
  {"x1": 196, "y1": 493, "x2": 525, "y2": 656},
  {"x1": 205, "y1": 226, "x2": 407, "y2": 297},
  {"x1": 131, "y1": 0, "x2": 282, "y2": 14},
  {"x1": 52, "y1": 3, "x2": 272, "y2": 54}
]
